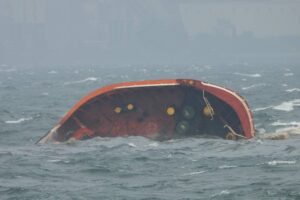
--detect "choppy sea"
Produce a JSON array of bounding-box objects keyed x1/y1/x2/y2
[{"x1": 1, "y1": 64, "x2": 300, "y2": 199}]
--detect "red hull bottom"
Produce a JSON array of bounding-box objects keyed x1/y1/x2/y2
[{"x1": 37, "y1": 79, "x2": 254, "y2": 143}]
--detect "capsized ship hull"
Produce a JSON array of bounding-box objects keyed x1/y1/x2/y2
[{"x1": 37, "y1": 79, "x2": 255, "y2": 143}]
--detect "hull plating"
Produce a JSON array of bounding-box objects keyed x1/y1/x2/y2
[{"x1": 37, "y1": 79, "x2": 254, "y2": 143}]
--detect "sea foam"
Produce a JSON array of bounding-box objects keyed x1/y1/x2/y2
[
  {"x1": 271, "y1": 121, "x2": 300, "y2": 127},
  {"x1": 48, "y1": 70, "x2": 58, "y2": 74},
  {"x1": 273, "y1": 99, "x2": 300, "y2": 112},
  {"x1": 253, "y1": 106, "x2": 273, "y2": 112},
  {"x1": 234, "y1": 72, "x2": 261, "y2": 78},
  {"x1": 64, "y1": 77, "x2": 98, "y2": 85},
  {"x1": 211, "y1": 190, "x2": 230, "y2": 197},
  {"x1": 271, "y1": 121, "x2": 300, "y2": 134},
  {"x1": 182, "y1": 171, "x2": 207, "y2": 176},
  {"x1": 218, "y1": 165, "x2": 238, "y2": 169},
  {"x1": 5, "y1": 117, "x2": 33, "y2": 124},
  {"x1": 242, "y1": 83, "x2": 266, "y2": 90},
  {"x1": 286, "y1": 88, "x2": 300, "y2": 93},
  {"x1": 267, "y1": 160, "x2": 296, "y2": 166},
  {"x1": 284, "y1": 73, "x2": 294, "y2": 76}
]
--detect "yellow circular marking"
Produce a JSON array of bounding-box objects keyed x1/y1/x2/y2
[
  {"x1": 114, "y1": 106, "x2": 122, "y2": 114},
  {"x1": 166, "y1": 106, "x2": 175, "y2": 116},
  {"x1": 203, "y1": 106, "x2": 212, "y2": 117},
  {"x1": 127, "y1": 103, "x2": 134, "y2": 111},
  {"x1": 188, "y1": 80, "x2": 194, "y2": 85}
]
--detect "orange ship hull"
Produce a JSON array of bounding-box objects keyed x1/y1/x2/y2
[{"x1": 37, "y1": 79, "x2": 255, "y2": 143}]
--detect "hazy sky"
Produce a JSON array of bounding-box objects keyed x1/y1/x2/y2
[
  {"x1": 180, "y1": 0, "x2": 300, "y2": 37},
  {"x1": 1, "y1": 0, "x2": 300, "y2": 65}
]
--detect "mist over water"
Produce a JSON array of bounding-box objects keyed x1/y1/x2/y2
[
  {"x1": 1, "y1": 0, "x2": 300, "y2": 199},
  {"x1": 1, "y1": 0, "x2": 300, "y2": 66},
  {"x1": 1, "y1": 64, "x2": 300, "y2": 199}
]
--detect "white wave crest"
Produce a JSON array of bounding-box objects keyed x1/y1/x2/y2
[
  {"x1": 48, "y1": 70, "x2": 57, "y2": 74},
  {"x1": 41, "y1": 92, "x2": 49, "y2": 96},
  {"x1": 253, "y1": 106, "x2": 273, "y2": 112},
  {"x1": 182, "y1": 171, "x2": 207, "y2": 176},
  {"x1": 273, "y1": 99, "x2": 300, "y2": 112},
  {"x1": 242, "y1": 83, "x2": 266, "y2": 90},
  {"x1": 47, "y1": 159, "x2": 62, "y2": 163},
  {"x1": 218, "y1": 165, "x2": 238, "y2": 169},
  {"x1": 5, "y1": 117, "x2": 33, "y2": 124},
  {"x1": 270, "y1": 121, "x2": 300, "y2": 134},
  {"x1": 271, "y1": 121, "x2": 300, "y2": 127},
  {"x1": 219, "y1": 190, "x2": 230, "y2": 195},
  {"x1": 64, "y1": 77, "x2": 98, "y2": 85},
  {"x1": 148, "y1": 142, "x2": 159, "y2": 147},
  {"x1": 256, "y1": 128, "x2": 266, "y2": 133},
  {"x1": 211, "y1": 190, "x2": 230, "y2": 197},
  {"x1": 128, "y1": 143, "x2": 137, "y2": 147},
  {"x1": 286, "y1": 88, "x2": 300, "y2": 93},
  {"x1": 267, "y1": 160, "x2": 296, "y2": 166},
  {"x1": 234, "y1": 72, "x2": 261, "y2": 78},
  {"x1": 284, "y1": 73, "x2": 294, "y2": 76}
]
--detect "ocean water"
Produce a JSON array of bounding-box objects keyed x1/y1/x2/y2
[{"x1": 0, "y1": 64, "x2": 300, "y2": 199}]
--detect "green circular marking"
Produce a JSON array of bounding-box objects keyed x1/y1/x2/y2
[
  {"x1": 176, "y1": 120, "x2": 190, "y2": 134},
  {"x1": 182, "y1": 105, "x2": 196, "y2": 120}
]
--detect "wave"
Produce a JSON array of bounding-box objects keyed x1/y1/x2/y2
[
  {"x1": 48, "y1": 70, "x2": 58, "y2": 74},
  {"x1": 255, "y1": 100, "x2": 300, "y2": 112},
  {"x1": 286, "y1": 88, "x2": 300, "y2": 93},
  {"x1": 5, "y1": 117, "x2": 33, "y2": 124},
  {"x1": 271, "y1": 121, "x2": 300, "y2": 127},
  {"x1": 234, "y1": 72, "x2": 261, "y2": 78},
  {"x1": 267, "y1": 160, "x2": 296, "y2": 166},
  {"x1": 253, "y1": 106, "x2": 273, "y2": 112},
  {"x1": 63, "y1": 77, "x2": 98, "y2": 85},
  {"x1": 256, "y1": 128, "x2": 266, "y2": 134},
  {"x1": 270, "y1": 121, "x2": 300, "y2": 134},
  {"x1": 182, "y1": 171, "x2": 207, "y2": 176},
  {"x1": 41, "y1": 92, "x2": 49, "y2": 96},
  {"x1": 273, "y1": 99, "x2": 300, "y2": 112},
  {"x1": 148, "y1": 142, "x2": 159, "y2": 147},
  {"x1": 0, "y1": 65, "x2": 16, "y2": 73},
  {"x1": 242, "y1": 83, "x2": 266, "y2": 90},
  {"x1": 284, "y1": 73, "x2": 294, "y2": 76},
  {"x1": 211, "y1": 190, "x2": 230, "y2": 197},
  {"x1": 259, "y1": 122, "x2": 300, "y2": 141},
  {"x1": 47, "y1": 159, "x2": 62, "y2": 163},
  {"x1": 218, "y1": 165, "x2": 238, "y2": 169},
  {"x1": 128, "y1": 143, "x2": 137, "y2": 147},
  {"x1": 261, "y1": 123, "x2": 300, "y2": 141}
]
